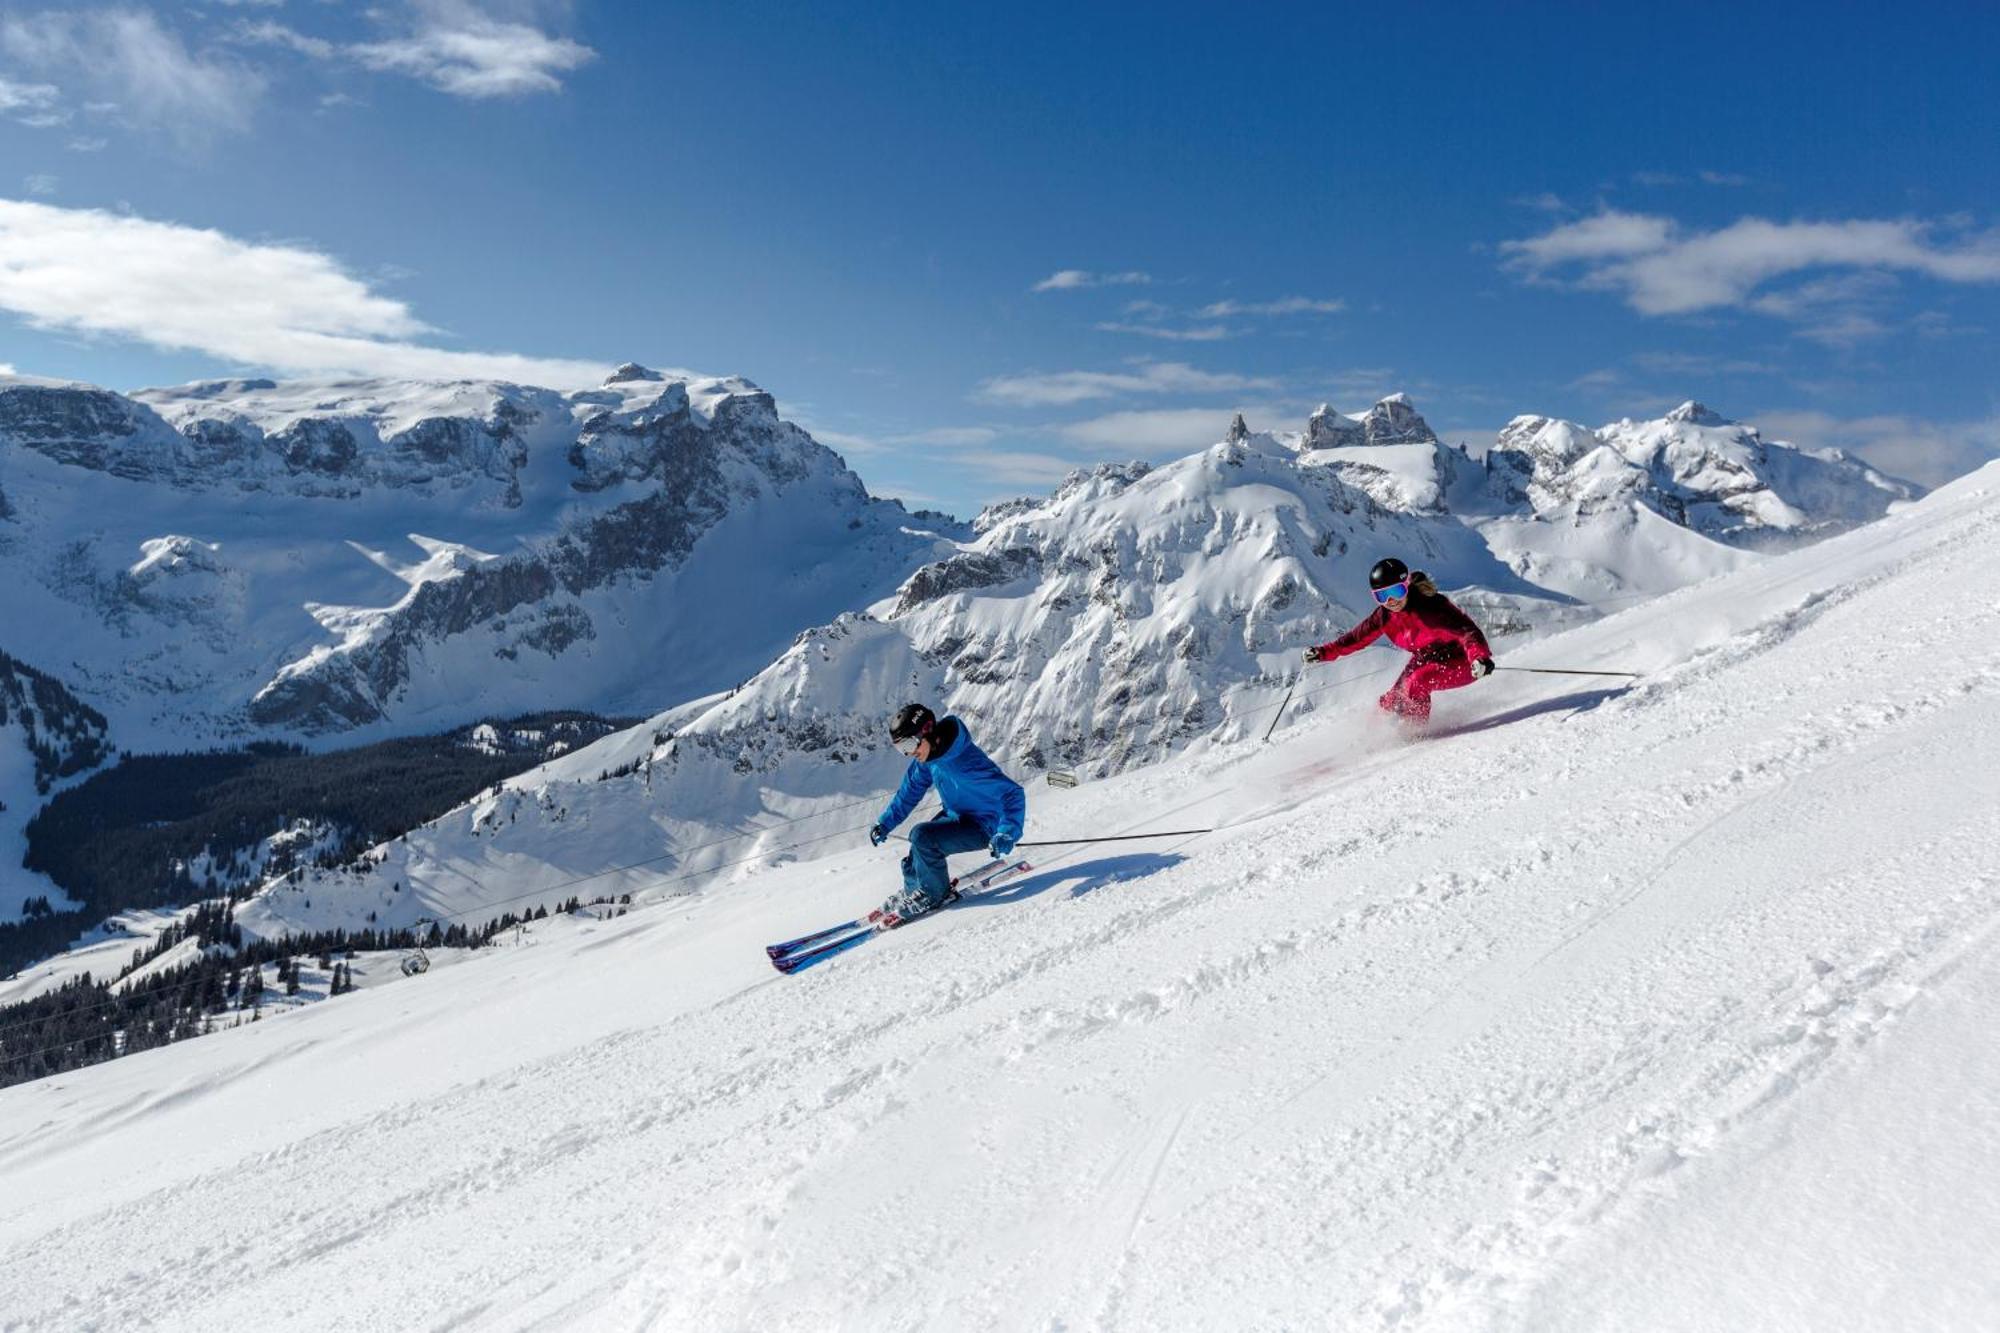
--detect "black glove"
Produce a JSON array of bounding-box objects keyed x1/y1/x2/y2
[
  {"x1": 1470, "y1": 658, "x2": 1494, "y2": 680},
  {"x1": 1303, "y1": 644, "x2": 1332, "y2": 664},
  {"x1": 869, "y1": 823, "x2": 889, "y2": 846}
]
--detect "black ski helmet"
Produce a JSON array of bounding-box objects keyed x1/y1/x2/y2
[
  {"x1": 889, "y1": 702, "x2": 935, "y2": 744},
  {"x1": 1368, "y1": 557, "x2": 1410, "y2": 591}
]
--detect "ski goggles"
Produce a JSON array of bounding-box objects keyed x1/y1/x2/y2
[
  {"x1": 894, "y1": 734, "x2": 924, "y2": 756},
  {"x1": 1372, "y1": 580, "x2": 1410, "y2": 604}
]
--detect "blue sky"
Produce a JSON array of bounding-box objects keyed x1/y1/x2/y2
[{"x1": 1, "y1": 0, "x2": 1996, "y2": 515}]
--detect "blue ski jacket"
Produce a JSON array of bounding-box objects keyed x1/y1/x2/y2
[{"x1": 878, "y1": 716, "x2": 1026, "y2": 842}]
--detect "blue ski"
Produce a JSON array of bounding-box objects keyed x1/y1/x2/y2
[
  {"x1": 766, "y1": 918, "x2": 866, "y2": 960},
  {"x1": 767, "y1": 859, "x2": 1031, "y2": 973},
  {"x1": 770, "y1": 926, "x2": 877, "y2": 974}
]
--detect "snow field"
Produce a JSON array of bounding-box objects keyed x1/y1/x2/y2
[{"x1": 0, "y1": 467, "x2": 1996, "y2": 1330}]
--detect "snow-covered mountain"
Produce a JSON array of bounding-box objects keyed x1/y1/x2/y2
[
  {"x1": 1, "y1": 376, "x2": 1926, "y2": 957},
  {"x1": 4, "y1": 458, "x2": 1994, "y2": 1331},
  {"x1": 0, "y1": 365, "x2": 958, "y2": 747},
  {"x1": 226, "y1": 423, "x2": 1565, "y2": 942},
  {"x1": 207, "y1": 393, "x2": 1935, "y2": 945},
  {"x1": 1300, "y1": 394, "x2": 1916, "y2": 600}
]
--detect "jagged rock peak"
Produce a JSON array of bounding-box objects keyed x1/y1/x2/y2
[
  {"x1": 606, "y1": 362, "x2": 664, "y2": 384},
  {"x1": 1359, "y1": 393, "x2": 1438, "y2": 446},
  {"x1": 1303, "y1": 394, "x2": 1437, "y2": 449},
  {"x1": 1226, "y1": 412, "x2": 1250, "y2": 444},
  {"x1": 1666, "y1": 400, "x2": 1729, "y2": 426},
  {"x1": 1304, "y1": 403, "x2": 1363, "y2": 450}
]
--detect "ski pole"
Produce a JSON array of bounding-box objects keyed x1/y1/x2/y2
[
  {"x1": 1262, "y1": 674, "x2": 1299, "y2": 743},
  {"x1": 1497, "y1": 666, "x2": 1643, "y2": 679},
  {"x1": 1016, "y1": 829, "x2": 1213, "y2": 846}
]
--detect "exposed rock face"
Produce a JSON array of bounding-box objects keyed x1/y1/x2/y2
[
  {"x1": 0, "y1": 385, "x2": 181, "y2": 477},
  {"x1": 2, "y1": 367, "x2": 955, "y2": 741},
  {"x1": 1304, "y1": 404, "x2": 1365, "y2": 451},
  {"x1": 1304, "y1": 394, "x2": 1441, "y2": 452},
  {"x1": 1357, "y1": 392, "x2": 1438, "y2": 446}
]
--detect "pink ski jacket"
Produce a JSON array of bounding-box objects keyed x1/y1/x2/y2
[{"x1": 1312, "y1": 585, "x2": 1492, "y2": 665}]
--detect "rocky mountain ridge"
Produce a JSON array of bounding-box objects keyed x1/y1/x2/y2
[{"x1": 0, "y1": 365, "x2": 957, "y2": 746}]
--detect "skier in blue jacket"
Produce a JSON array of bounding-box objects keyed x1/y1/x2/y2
[{"x1": 869, "y1": 703, "x2": 1026, "y2": 922}]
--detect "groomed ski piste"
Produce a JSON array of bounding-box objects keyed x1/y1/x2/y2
[{"x1": 2, "y1": 463, "x2": 1998, "y2": 1331}]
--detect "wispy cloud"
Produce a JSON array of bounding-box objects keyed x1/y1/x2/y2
[
  {"x1": 1512, "y1": 191, "x2": 1568, "y2": 213},
  {"x1": 1630, "y1": 169, "x2": 1752, "y2": 188},
  {"x1": 236, "y1": 20, "x2": 337, "y2": 61},
  {"x1": 1, "y1": 9, "x2": 263, "y2": 147},
  {"x1": 894, "y1": 425, "x2": 1000, "y2": 447},
  {"x1": 0, "y1": 199, "x2": 610, "y2": 385},
  {"x1": 1093, "y1": 321, "x2": 1231, "y2": 342},
  {"x1": 1750, "y1": 408, "x2": 2000, "y2": 489},
  {"x1": 22, "y1": 173, "x2": 55, "y2": 196},
  {"x1": 1630, "y1": 351, "x2": 1779, "y2": 376},
  {"x1": 1196, "y1": 296, "x2": 1344, "y2": 318},
  {"x1": 1031, "y1": 268, "x2": 1153, "y2": 293},
  {"x1": 954, "y1": 448, "x2": 1086, "y2": 486},
  {"x1": 0, "y1": 75, "x2": 61, "y2": 124},
  {"x1": 235, "y1": 2, "x2": 595, "y2": 99},
  {"x1": 973, "y1": 361, "x2": 1279, "y2": 407},
  {"x1": 1059, "y1": 406, "x2": 1277, "y2": 456},
  {"x1": 351, "y1": 0, "x2": 595, "y2": 98},
  {"x1": 1503, "y1": 210, "x2": 2000, "y2": 319}
]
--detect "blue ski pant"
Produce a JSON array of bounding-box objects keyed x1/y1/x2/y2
[{"x1": 901, "y1": 814, "x2": 990, "y2": 907}]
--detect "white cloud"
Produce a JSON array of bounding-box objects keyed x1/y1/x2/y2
[
  {"x1": 1513, "y1": 191, "x2": 1568, "y2": 213},
  {"x1": 1093, "y1": 321, "x2": 1231, "y2": 342},
  {"x1": 893, "y1": 426, "x2": 1000, "y2": 447},
  {"x1": 973, "y1": 361, "x2": 1279, "y2": 407},
  {"x1": 1504, "y1": 210, "x2": 2000, "y2": 316},
  {"x1": 1197, "y1": 296, "x2": 1344, "y2": 318},
  {"x1": 235, "y1": 19, "x2": 336, "y2": 60},
  {"x1": 23, "y1": 174, "x2": 56, "y2": 196},
  {"x1": 231, "y1": 1, "x2": 594, "y2": 99},
  {"x1": 1630, "y1": 351, "x2": 1779, "y2": 376},
  {"x1": 0, "y1": 75, "x2": 60, "y2": 119},
  {"x1": 796, "y1": 422, "x2": 1000, "y2": 455},
  {"x1": 1058, "y1": 407, "x2": 1262, "y2": 455},
  {"x1": 351, "y1": 23, "x2": 593, "y2": 97},
  {"x1": 953, "y1": 449, "x2": 1085, "y2": 486},
  {"x1": 1031, "y1": 268, "x2": 1152, "y2": 293},
  {"x1": 2, "y1": 9, "x2": 264, "y2": 147},
  {"x1": 0, "y1": 199, "x2": 610, "y2": 385},
  {"x1": 1749, "y1": 409, "x2": 2000, "y2": 489},
  {"x1": 1629, "y1": 170, "x2": 1751, "y2": 188},
  {"x1": 65, "y1": 134, "x2": 106, "y2": 151}
]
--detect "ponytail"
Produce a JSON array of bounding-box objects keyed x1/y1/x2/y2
[{"x1": 1410, "y1": 572, "x2": 1440, "y2": 598}]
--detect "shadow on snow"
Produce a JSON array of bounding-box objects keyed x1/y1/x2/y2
[{"x1": 960, "y1": 852, "x2": 1186, "y2": 908}]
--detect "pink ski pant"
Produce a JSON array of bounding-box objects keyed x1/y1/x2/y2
[{"x1": 1379, "y1": 655, "x2": 1475, "y2": 721}]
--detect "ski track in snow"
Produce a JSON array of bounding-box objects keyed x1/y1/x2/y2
[{"x1": 2, "y1": 474, "x2": 1999, "y2": 1331}]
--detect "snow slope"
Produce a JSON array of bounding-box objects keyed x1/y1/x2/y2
[{"x1": 0, "y1": 463, "x2": 1995, "y2": 1331}]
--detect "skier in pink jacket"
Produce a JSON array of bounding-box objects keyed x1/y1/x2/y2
[{"x1": 1305, "y1": 558, "x2": 1495, "y2": 723}]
